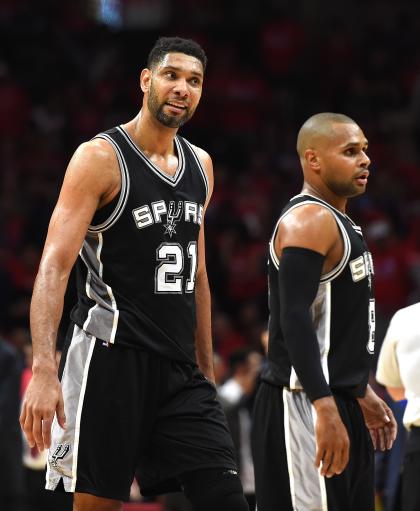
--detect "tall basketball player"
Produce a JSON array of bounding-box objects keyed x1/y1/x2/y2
[
  {"x1": 252, "y1": 113, "x2": 398, "y2": 511},
  {"x1": 20, "y1": 37, "x2": 249, "y2": 511}
]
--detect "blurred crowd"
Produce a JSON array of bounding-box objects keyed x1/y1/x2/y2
[{"x1": 1, "y1": 0, "x2": 420, "y2": 510}]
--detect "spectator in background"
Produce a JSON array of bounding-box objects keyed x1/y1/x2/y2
[
  {"x1": 0, "y1": 337, "x2": 24, "y2": 511},
  {"x1": 213, "y1": 351, "x2": 228, "y2": 386},
  {"x1": 371, "y1": 372, "x2": 406, "y2": 511},
  {"x1": 376, "y1": 302, "x2": 420, "y2": 511},
  {"x1": 213, "y1": 312, "x2": 247, "y2": 361},
  {"x1": 0, "y1": 61, "x2": 29, "y2": 139},
  {"x1": 218, "y1": 348, "x2": 263, "y2": 511}
]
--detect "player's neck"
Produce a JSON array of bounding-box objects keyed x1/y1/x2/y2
[
  {"x1": 124, "y1": 111, "x2": 178, "y2": 158},
  {"x1": 301, "y1": 184, "x2": 347, "y2": 213}
]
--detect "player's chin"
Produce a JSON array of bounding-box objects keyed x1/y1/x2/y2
[
  {"x1": 349, "y1": 184, "x2": 367, "y2": 197},
  {"x1": 160, "y1": 114, "x2": 187, "y2": 128},
  {"x1": 174, "y1": 112, "x2": 192, "y2": 127}
]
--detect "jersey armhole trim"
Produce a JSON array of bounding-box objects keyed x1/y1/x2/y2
[
  {"x1": 269, "y1": 217, "x2": 283, "y2": 269},
  {"x1": 319, "y1": 212, "x2": 351, "y2": 283},
  {"x1": 87, "y1": 134, "x2": 130, "y2": 234},
  {"x1": 182, "y1": 138, "x2": 210, "y2": 201}
]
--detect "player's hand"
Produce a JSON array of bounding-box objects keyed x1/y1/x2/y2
[
  {"x1": 357, "y1": 386, "x2": 397, "y2": 451},
  {"x1": 20, "y1": 369, "x2": 66, "y2": 452},
  {"x1": 313, "y1": 396, "x2": 350, "y2": 478}
]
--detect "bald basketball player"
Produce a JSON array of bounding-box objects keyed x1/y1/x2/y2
[{"x1": 251, "y1": 113, "x2": 397, "y2": 511}]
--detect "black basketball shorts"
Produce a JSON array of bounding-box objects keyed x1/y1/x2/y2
[
  {"x1": 46, "y1": 324, "x2": 237, "y2": 501},
  {"x1": 251, "y1": 381, "x2": 375, "y2": 511}
]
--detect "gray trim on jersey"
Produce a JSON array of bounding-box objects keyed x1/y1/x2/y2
[
  {"x1": 46, "y1": 325, "x2": 96, "y2": 493},
  {"x1": 88, "y1": 133, "x2": 130, "y2": 234},
  {"x1": 289, "y1": 281, "x2": 332, "y2": 390},
  {"x1": 312, "y1": 282, "x2": 331, "y2": 385},
  {"x1": 283, "y1": 388, "x2": 328, "y2": 511},
  {"x1": 268, "y1": 215, "x2": 282, "y2": 268},
  {"x1": 182, "y1": 137, "x2": 210, "y2": 200},
  {"x1": 319, "y1": 217, "x2": 351, "y2": 284},
  {"x1": 117, "y1": 126, "x2": 186, "y2": 187},
  {"x1": 346, "y1": 218, "x2": 363, "y2": 236},
  {"x1": 79, "y1": 232, "x2": 119, "y2": 343}
]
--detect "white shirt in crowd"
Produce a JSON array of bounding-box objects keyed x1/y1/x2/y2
[{"x1": 376, "y1": 302, "x2": 420, "y2": 430}]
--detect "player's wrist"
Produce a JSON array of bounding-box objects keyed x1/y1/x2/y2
[
  {"x1": 312, "y1": 395, "x2": 337, "y2": 413},
  {"x1": 32, "y1": 359, "x2": 58, "y2": 375}
]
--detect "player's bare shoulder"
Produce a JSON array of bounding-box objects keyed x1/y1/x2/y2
[
  {"x1": 64, "y1": 138, "x2": 121, "y2": 206},
  {"x1": 277, "y1": 203, "x2": 340, "y2": 255}
]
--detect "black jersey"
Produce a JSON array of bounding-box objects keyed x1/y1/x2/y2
[
  {"x1": 261, "y1": 194, "x2": 375, "y2": 397},
  {"x1": 71, "y1": 126, "x2": 209, "y2": 363}
]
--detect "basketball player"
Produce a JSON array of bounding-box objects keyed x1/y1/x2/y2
[
  {"x1": 251, "y1": 113, "x2": 398, "y2": 511},
  {"x1": 20, "y1": 37, "x2": 249, "y2": 511}
]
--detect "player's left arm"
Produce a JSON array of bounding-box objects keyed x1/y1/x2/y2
[
  {"x1": 191, "y1": 145, "x2": 215, "y2": 383},
  {"x1": 357, "y1": 384, "x2": 397, "y2": 450}
]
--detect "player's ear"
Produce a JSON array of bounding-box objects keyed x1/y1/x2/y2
[
  {"x1": 305, "y1": 149, "x2": 321, "y2": 173},
  {"x1": 140, "y1": 68, "x2": 151, "y2": 93}
]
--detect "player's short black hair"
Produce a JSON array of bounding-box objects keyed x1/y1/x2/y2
[{"x1": 147, "y1": 36, "x2": 207, "y2": 72}]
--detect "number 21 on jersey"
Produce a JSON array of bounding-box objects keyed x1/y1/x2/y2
[{"x1": 155, "y1": 242, "x2": 197, "y2": 294}]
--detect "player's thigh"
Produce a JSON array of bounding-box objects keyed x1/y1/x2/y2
[
  {"x1": 48, "y1": 327, "x2": 157, "y2": 501},
  {"x1": 251, "y1": 382, "x2": 293, "y2": 511},
  {"x1": 326, "y1": 395, "x2": 375, "y2": 511},
  {"x1": 154, "y1": 366, "x2": 237, "y2": 475}
]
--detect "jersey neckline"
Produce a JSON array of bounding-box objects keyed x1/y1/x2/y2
[
  {"x1": 117, "y1": 125, "x2": 186, "y2": 187},
  {"x1": 293, "y1": 193, "x2": 355, "y2": 221}
]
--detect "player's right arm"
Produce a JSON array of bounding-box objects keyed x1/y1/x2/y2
[
  {"x1": 20, "y1": 139, "x2": 119, "y2": 452},
  {"x1": 274, "y1": 203, "x2": 350, "y2": 478}
]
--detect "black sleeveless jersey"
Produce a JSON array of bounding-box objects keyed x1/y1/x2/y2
[
  {"x1": 71, "y1": 126, "x2": 209, "y2": 363},
  {"x1": 261, "y1": 194, "x2": 375, "y2": 397}
]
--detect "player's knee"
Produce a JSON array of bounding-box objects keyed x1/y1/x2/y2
[{"x1": 180, "y1": 468, "x2": 249, "y2": 511}]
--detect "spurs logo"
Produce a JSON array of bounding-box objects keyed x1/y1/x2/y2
[
  {"x1": 164, "y1": 201, "x2": 183, "y2": 238},
  {"x1": 50, "y1": 444, "x2": 70, "y2": 468},
  {"x1": 350, "y1": 251, "x2": 374, "y2": 285},
  {"x1": 132, "y1": 200, "x2": 203, "y2": 230}
]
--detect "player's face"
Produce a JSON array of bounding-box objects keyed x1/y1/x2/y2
[
  {"x1": 146, "y1": 53, "x2": 204, "y2": 128},
  {"x1": 320, "y1": 123, "x2": 370, "y2": 198}
]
